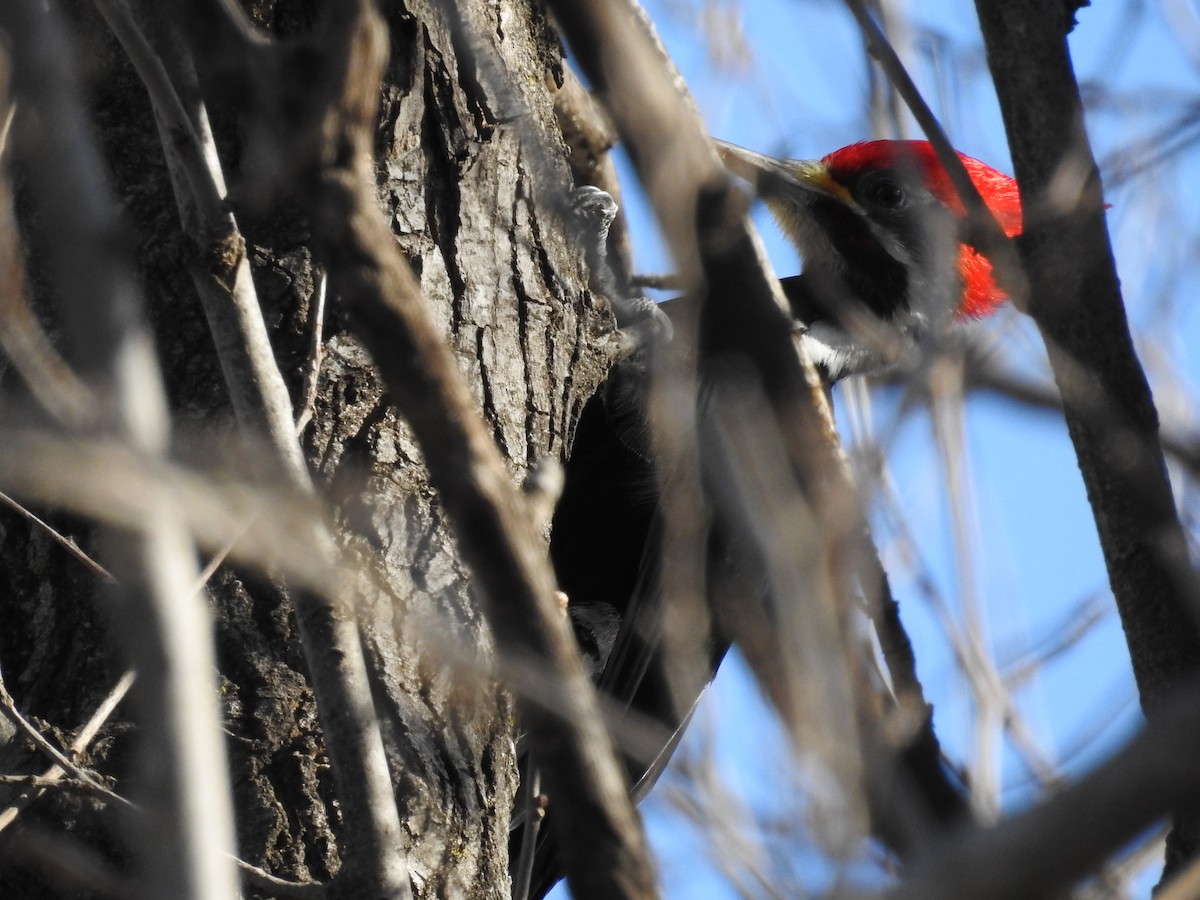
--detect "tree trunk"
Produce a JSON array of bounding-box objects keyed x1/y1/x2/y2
[{"x1": 0, "y1": 1, "x2": 613, "y2": 897}]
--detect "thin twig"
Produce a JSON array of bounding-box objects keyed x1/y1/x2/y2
[
  {"x1": 664, "y1": 746, "x2": 789, "y2": 900},
  {"x1": 91, "y1": 0, "x2": 224, "y2": 221},
  {"x1": 295, "y1": 270, "x2": 327, "y2": 436},
  {"x1": 875, "y1": 470, "x2": 1060, "y2": 792},
  {"x1": 511, "y1": 757, "x2": 544, "y2": 900},
  {"x1": 0, "y1": 420, "x2": 420, "y2": 889},
  {"x1": 0, "y1": 668, "x2": 132, "y2": 812},
  {"x1": 232, "y1": 856, "x2": 326, "y2": 900},
  {"x1": 1001, "y1": 594, "x2": 1110, "y2": 688},
  {"x1": 0, "y1": 489, "x2": 114, "y2": 582},
  {"x1": 929, "y1": 359, "x2": 1002, "y2": 818},
  {"x1": 955, "y1": 341, "x2": 1200, "y2": 480},
  {"x1": 190, "y1": 529, "x2": 242, "y2": 599},
  {"x1": 0, "y1": 670, "x2": 136, "y2": 834},
  {"x1": 0, "y1": 95, "x2": 15, "y2": 155},
  {"x1": 0, "y1": 429, "x2": 345, "y2": 599},
  {"x1": 0, "y1": 774, "x2": 104, "y2": 789}
]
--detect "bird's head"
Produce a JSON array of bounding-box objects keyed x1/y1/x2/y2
[{"x1": 717, "y1": 139, "x2": 1022, "y2": 379}]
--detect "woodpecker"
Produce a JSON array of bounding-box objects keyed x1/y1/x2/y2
[
  {"x1": 515, "y1": 140, "x2": 1022, "y2": 899},
  {"x1": 719, "y1": 139, "x2": 1022, "y2": 380}
]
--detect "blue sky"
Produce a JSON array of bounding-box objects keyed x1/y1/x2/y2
[{"x1": 554, "y1": 1, "x2": 1200, "y2": 896}]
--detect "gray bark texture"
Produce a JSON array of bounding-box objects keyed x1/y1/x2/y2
[{"x1": 0, "y1": 1, "x2": 615, "y2": 897}]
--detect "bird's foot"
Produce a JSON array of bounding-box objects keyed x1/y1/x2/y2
[
  {"x1": 569, "y1": 185, "x2": 672, "y2": 352},
  {"x1": 569, "y1": 184, "x2": 618, "y2": 241}
]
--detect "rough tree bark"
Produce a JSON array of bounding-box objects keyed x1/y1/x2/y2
[{"x1": 0, "y1": 1, "x2": 616, "y2": 897}]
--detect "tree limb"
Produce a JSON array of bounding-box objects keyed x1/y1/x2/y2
[
  {"x1": 975, "y1": 0, "x2": 1200, "y2": 878},
  {"x1": 974, "y1": 0, "x2": 1200, "y2": 723},
  {"x1": 887, "y1": 687, "x2": 1200, "y2": 900}
]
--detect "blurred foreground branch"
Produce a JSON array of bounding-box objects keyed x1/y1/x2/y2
[
  {"x1": 0, "y1": 2, "x2": 238, "y2": 897},
  {"x1": 889, "y1": 686, "x2": 1200, "y2": 899},
  {"x1": 549, "y1": 0, "x2": 967, "y2": 860}
]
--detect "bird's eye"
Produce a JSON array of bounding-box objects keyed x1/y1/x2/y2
[{"x1": 863, "y1": 178, "x2": 907, "y2": 210}]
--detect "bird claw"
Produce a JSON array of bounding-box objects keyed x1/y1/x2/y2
[
  {"x1": 569, "y1": 184, "x2": 671, "y2": 350},
  {"x1": 569, "y1": 185, "x2": 618, "y2": 236}
]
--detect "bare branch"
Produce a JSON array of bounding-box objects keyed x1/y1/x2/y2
[
  {"x1": 511, "y1": 759, "x2": 546, "y2": 900},
  {"x1": 91, "y1": 0, "x2": 225, "y2": 221},
  {"x1": 0, "y1": 665, "x2": 143, "y2": 843},
  {"x1": 0, "y1": 430, "x2": 343, "y2": 593},
  {"x1": 975, "y1": 0, "x2": 1200, "y2": 710},
  {"x1": 954, "y1": 340, "x2": 1200, "y2": 481},
  {"x1": 231, "y1": 858, "x2": 326, "y2": 900},
  {"x1": 975, "y1": 0, "x2": 1200, "y2": 878},
  {"x1": 888, "y1": 688, "x2": 1200, "y2": 900},
  {"x1": 295, "y1": 271, "x2": 327, "y2": 436},
  {"x1": 0, "y1": 490, "x2": 114, "y2": 583},
  {"x1": 0, "y1": 667, "x2": 131, "y2": 814},
  {"x1": 92, "y1": 0, "x2": 309, "y2": 483},
  {"x1": 629, "y1": 273, "x2": 686, "y2": 292}
]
